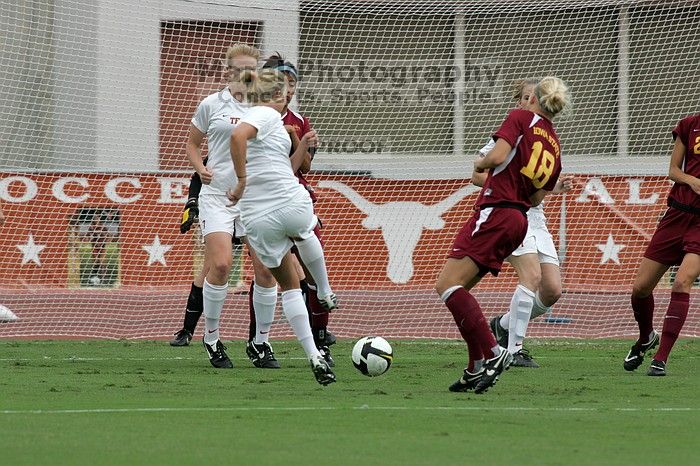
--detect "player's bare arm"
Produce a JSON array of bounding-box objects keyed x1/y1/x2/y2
[
  {"x1": 529, "y1": 189, "x2": 551, "y2": 207},
  {"x1": 470, "y1": 152, "x2": 489, "y2": 187},
  {"x1": 669, "y1": 138, "x2": 700, "y2": 194},
  {"x1": 228, "y1": 122, "x2": 257, "y2": 204},
  {"x1": 290, "y1": 130, "x2": 317, "y2": 173},
  {"x1": 187, "y1": 124, "x2": 213, "y2": 184},
  {"x1": 474, "y1": 138, "x2": 512, "y2": 172},
  {"x1": 552, "y1": 174, "x2": 574, "y2": 193}
]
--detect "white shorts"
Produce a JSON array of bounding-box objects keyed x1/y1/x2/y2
[
  {"x1": 510, "y1": 222, "x2": 560, "y2": 266},
  {"x1": 243, "y1": 197, "x2": 317, "y2": 268},
  {"x1": 198, "y1": 193, "x2": 246, "y2": 239}
]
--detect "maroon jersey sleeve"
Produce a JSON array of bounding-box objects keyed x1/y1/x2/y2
[{"x1": 492, "y1": 109, "x2": 529, "y2": 148}]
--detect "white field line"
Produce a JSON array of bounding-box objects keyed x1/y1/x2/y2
[{"x1": 0, "y1": 406, "x2": 697, "y2": 415}]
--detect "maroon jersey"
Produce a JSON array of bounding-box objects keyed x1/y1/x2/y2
[
  {"x1": 476, "y1": 109, "x2": 562, "y2": 211},
  {"x1": 670, "y1": 114, "x2": 700, "y2": 209},
  {"x1": 282, "y1": 109, "x2": 317, "y2": 202}
]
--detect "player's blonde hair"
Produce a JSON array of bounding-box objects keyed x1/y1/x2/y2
[
  {"x1": 225, "y1": 43, "x2": 260, "y2": 61},
  {"x1": 511, "y1": 78, "x2": 538, "y2": 101},
  {"x1": 239, "y1": 69, "x2": 287, "y2": 104},
  {"x1": 534, "y1": 76, "x2": 571, "y2": 117}
]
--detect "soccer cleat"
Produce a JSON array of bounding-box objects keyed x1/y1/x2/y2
[
  {"x1": 474, "y1": 347, "x2": 513, "y2": 394},
  {"x1": 511, "y1": 348, "x2": 540, "y2": 368},
  {"x1": 310, "y1": 355, "x2": 336, "y2": 386},
  {"x1": 647, "y1": 359, "x2": 666, "y2": 377},
  {"x1": 448, "y1": 368, "x2": 484, "y2": 392},
  {"x1": 314, "y1": 328, "x2": 337, "y2": 347},
  {"x1": 203, "y1": 338, "x2": 233, "y2": 369},
  {"x1": 318, "y1": 293, "x2": 338, "y2": 312},
  {"x1": 623, "y1": 331, "x2": 659, "y2": 372},
  {"x1": 169, "y1": 328, "x2": 193, "y2": 347},
  {"x1": 317, "y1": 345, "x2": 335, "y2": 367},
  {"x1": 489, "y1": 316, "x2": 509, "y2": 348},
  {"x1": 245, "y1": 341, "x2": 281, "y2": 369}
]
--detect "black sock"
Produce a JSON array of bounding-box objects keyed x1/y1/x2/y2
[{"x1": 183, "y1": 283, "x2": 203, "y2": 334}]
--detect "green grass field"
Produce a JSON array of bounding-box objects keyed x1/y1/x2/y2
[{"x1": 1, "y1": 339, "x2": 698, "y2": 466}]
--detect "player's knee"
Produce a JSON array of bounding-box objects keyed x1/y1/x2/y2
[
  {"x1": 540, "y1": 287, "x2": 561, "y2": 307},
  {"x1": 631, "y1": 282, "x2": 653, "y2": 299},
  {"x1": 209, "y1": 259, "x2": 232, "y2": 281},
  {"x1": 671, "y1": 274, "x2": 696, "y2": 293}
]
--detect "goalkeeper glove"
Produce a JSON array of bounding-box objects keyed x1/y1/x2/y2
[{"x1": 180, "y1": 197, "x2": 199, "y2": 233}]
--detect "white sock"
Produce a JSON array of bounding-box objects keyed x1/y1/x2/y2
[
  {"x1": 530, "y1": 291, "x2": 551, "y2": 319},
  {"x1": 293, "y1": 236, "x2": 332, "y2": 297},
  {"x1": 499, "y1": 313, "x2": 509, "y2": 330},
  {"x1": 253, "y1": 283, "x2": 277, "y2": 344},
  {"x1": 203, "y1": 279, "x2": 228, "y2": 345},
  {"x1": 281, "y1": 289, "x2": 320, "y2": 359},
  {"x1": 507, "y1": 285, "x2": 535, "y2": 354}
]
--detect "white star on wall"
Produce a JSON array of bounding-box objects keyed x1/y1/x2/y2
[
  {"x1": 17, "y1": 234, "x2": 46, "y2": 266},
  {"x1": 142, "y1": 235, "x2": 172, "y2": 266},
  {"x1": 596, "y1": 234, "x2": 625, "y2": 265}
]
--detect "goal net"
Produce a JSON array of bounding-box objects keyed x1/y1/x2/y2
[{"x1": 1, "y1": 0, "x2": 698, "y2": 339}]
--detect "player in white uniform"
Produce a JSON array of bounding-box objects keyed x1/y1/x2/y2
[
  {"x1": 228, "y1": 69, "x2": 336, "y2": 385},
  {"x1": 472, "y1": 79, "x2": 572, "y2": 368},
  {"x1": 188, "y1": 44, "x2": 281, "y2": 369}
]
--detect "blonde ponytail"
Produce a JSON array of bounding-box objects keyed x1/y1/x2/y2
[
  {"x1": 238, "y1": 68, "x2": 287, "y2": 104},
  {"x1": 535, "y1": 77, "x2": 571, "y2": 117}
]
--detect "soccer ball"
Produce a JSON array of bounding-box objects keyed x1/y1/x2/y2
[
  {"x1": 351, "y1": 336, "x2": 393, "y2": 377},
  {"x1": 0, "y1": 304, "x2": 19, "y2": 322}
]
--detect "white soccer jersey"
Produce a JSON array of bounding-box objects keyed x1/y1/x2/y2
[
  {"x1": 191, "y1": 88, "x2": 249, "y2": 195},
  {"x1": 238, "y1": 105, "x2": 307, "y2": 221}
]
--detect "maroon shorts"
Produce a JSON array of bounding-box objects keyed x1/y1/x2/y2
[
  {"x1": 644, "y1": 207, "x2": 700, "y2": 265},
  {"x1": 449, "y1": 206, "x2": 528, "y2": 276}
]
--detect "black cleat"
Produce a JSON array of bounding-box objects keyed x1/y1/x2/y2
[
  {"x1": 203, "y1": 338, "x2": 233, "y2": 369},
  {"x1": 317, "y1": 345, "x2": 335, "y2": 367},
  {"x1": 246, "y1": 341, "x2": 281, "y2": 369},
  {"x1": 647, "y1": 359, "x2": 666, "y2": 377},
  {"x1": 314, "y1": 329, "x2": 337, "y2": 347},
  {"x1": 489, "y1": 316, "x2": 509, "y2": 348},
  {"x1": 448, "y1": 368, "x2": 484, "y2": 392},
  {"x1": 169, "y1": 328, "x2": 193, "y2": 347},
  {"x1": 475, "y1": 348, "x2": 513, "y2": 394},
  {"x1": 511, "y1": 348, "x2": 539, "y2": 368},
  {"x1": 623, "y1": 331, "x2": 659, "y2": 371},
  {"x1": 310, "y1": 355, "x2": 336, "y2": 386}
]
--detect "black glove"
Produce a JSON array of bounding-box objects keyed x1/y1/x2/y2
[{"x1": 180, "y1": 197, "x2": 199, "y2": 233}]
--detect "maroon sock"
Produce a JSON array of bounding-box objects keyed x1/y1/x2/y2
[
  {"x1": 308, "y1": 285, "x2": 329, "y2": 330},
  {"x1": 445, "y1": 288, "x2": 489, "y2": 365},
  {"x1": 631, "y1": 294, "x2": 654, "y2": 346},
  {"x1": 247, "y1": 281, "x2": 256, "y2": 341},
  {"x1": 653, "y1": 292, "x2": 689, "y2": 363}
]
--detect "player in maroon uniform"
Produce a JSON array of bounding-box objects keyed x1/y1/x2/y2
[
  {"x1": 435, "y1": 76, "x2": 570, "y2": 394},
  {"x1": 623, "y1": 114, "x2": 700, "y2": 376}
]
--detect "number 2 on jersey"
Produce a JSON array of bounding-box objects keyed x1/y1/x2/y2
[{"x1": 520, "y1": 141, "x2": 555, "y2": 189}]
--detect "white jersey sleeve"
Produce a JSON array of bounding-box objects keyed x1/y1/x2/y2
[
  {"x1": 478, "y1": 138, "x2": 496, "y2": 157},
  {"x1": 191, "y1": 100, "x2": 211, "y2": 134}
]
